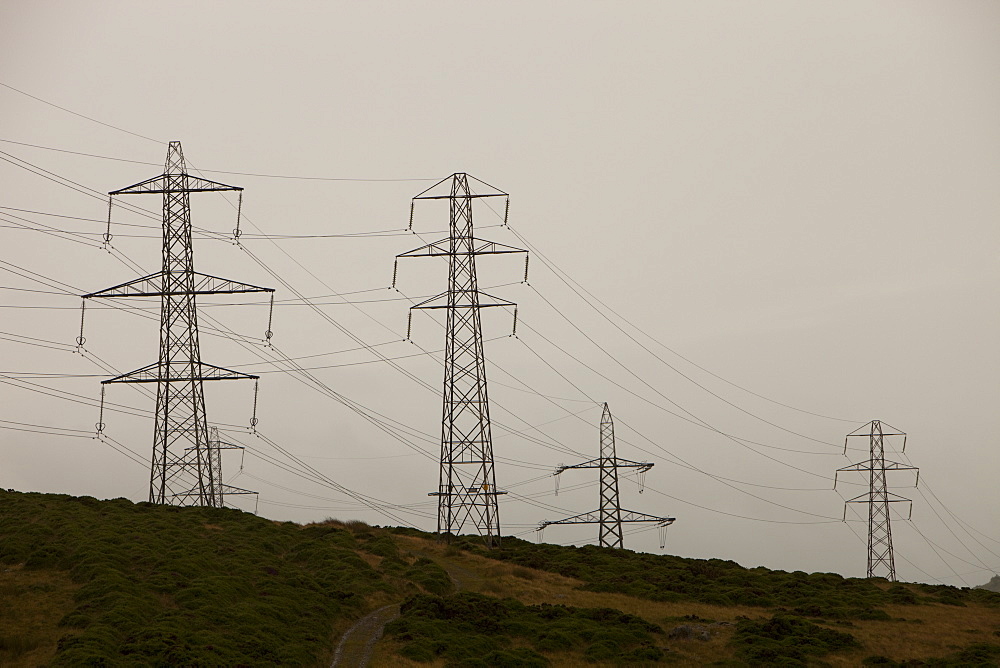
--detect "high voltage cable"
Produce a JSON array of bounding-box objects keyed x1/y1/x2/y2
[
  {"x1": 500, "y1": 218, "x2": 862, "y2": 424},
  {"x1": 0, "y1": 137, "x2": 435, "y2": 182}
]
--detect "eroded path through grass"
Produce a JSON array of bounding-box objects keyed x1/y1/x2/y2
[
  {"x1": 331, "y1": 545, "x2": 474, "y2": 668},
  {"x1": 330, "y1": 604, "x2": 400, "y2": 668}
]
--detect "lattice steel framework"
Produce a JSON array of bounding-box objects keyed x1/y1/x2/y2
[
  {"x1": 835, "y1": 420, "x2": 918, "y2": 581},
  {"x1": 83, "y1": 141, "x2": 272, "y2": 507},
  {"x1": 538, "y1": 403, "x2": 675, "y2": 549},
  {"x1": 396, "y1": 173, "x2": 526, "y2": 546}
]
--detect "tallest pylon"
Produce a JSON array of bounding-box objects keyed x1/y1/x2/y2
[
  {"x1": 83, "y1": 141, "x2": 273, "y2": 506},
  {"x1": 396, "y1": 173, "x2": 527, "y2": 546}
]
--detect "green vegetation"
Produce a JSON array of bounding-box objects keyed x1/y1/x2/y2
[
  {"x1": 385, "y1": 592, "x2": 665, "y2": 666},
  {"x1": 864, "y1": 642, "x2": 1000, "y2": 666},
  {"x1": 457, "y1": 536, "x2": 1000, "y2": 620},
  {"x1": 731, "y1": 614, "x2": 858, "y2": 665},
  {"x1": 0, "y1": 489, "x2": 441, "y2": 665}
]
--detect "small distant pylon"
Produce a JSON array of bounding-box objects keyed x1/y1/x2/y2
[
  {"x1": 192, "y1": 426, "x2": 257, "y2": 508},
  {"x1": 538, "y1": 403, "x2": 675, "y2": 549},
  {"x1": 835, "y1": 420, "x2": 919, "y2": 581},
  {"x1": 82, "y1": 141, "x2": 272, "y2": 507},
  {"x1": 394, "y1": 173, "x2": 527, "y2": 547}
]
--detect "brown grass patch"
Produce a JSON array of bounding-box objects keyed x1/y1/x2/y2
[{"x1": 0, "y1": 564, "x2": 80, "y2": 667}]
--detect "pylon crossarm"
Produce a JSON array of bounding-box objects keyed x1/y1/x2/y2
[
  {"x1": 619, "y1": 510, "x2": 675, "y2": 526},
  {"x1": 837, "y1": 460, "x2": 918, "y2": 473},
  {"x1": 218, "y1": 485, "x2": 257, "y2": 496},
  {"x1": 844, "y1": 491, "x2": 913, "y2": 505},
  {"x1": 397, "y1": 238, "x2": 450, "y2": 257},
  {"x1": 398, "y1": 237, "x2": 526, "y2": 258},
  {"x1": 413, "y1": 192, "x2": 508, "y2": 201},
  {"x1": 842, "y1": 496, "x2": 913, "y2": 522},
  {"x1": 612, "y1": 458, "x2": 653, "y2": 471},
  {"x1": 82, "y1": 271, "x2": 163, "y2": 298},
  {"x1": 102, "y1": 361, "x2": 259, "y2": 384},
  {"x1": 410, "y1": 291, "x2": 516, "y2": 310},
  {"x1": 187, "y1": 441, "x2": 244, "y2": 451},
  {"x1": 110, "y1": 174, "x2": 242, "y2": 195},
  {"x1": 83, "y1": 271, "x2": 273, "y2": 299},
  {"x1": 539, "y1": 510, "x2": 602, "y2": 527},
  {"x1": 556, "y1": 458, "x2": 602, "y2": 473},
  {"x1": 845, "y1": 422, "x2": 906, "y2": 438}
]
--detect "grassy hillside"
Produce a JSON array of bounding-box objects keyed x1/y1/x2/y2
[{"x1": 1, "y1": 489, "x2": 998, "y2": 666}]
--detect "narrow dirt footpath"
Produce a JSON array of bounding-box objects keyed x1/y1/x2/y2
[
  {"x1": 330, "y1": 603, "x2": 400, "y2": 668},
  {"x1": 330, "y1": 549, "x2": 482, "y2": 667}
]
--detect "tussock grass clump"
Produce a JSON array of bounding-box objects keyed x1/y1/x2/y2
[{"x1": 385, "y1": 591, "x2": 666, "y2": 665}]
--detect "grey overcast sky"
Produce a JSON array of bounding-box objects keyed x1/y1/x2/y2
[{"x1": 1, "y1": 1, "x2": 998, "y2": 585}]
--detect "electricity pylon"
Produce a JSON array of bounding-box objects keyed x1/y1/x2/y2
[
  {"x1": 395, "y1": 173, "x2": 526, "y2": 547},
  {"x1": 200, "y1": 426, "x2": 256, "y2": 508},
  {"x1": 538, "y1": 403, "x2": 675, "y2": 549},
  {"x1": 82, "y1": 141, "x2": 272, "y2": 507},
  {"x1": 835, "y1": 420, "x2": 918, "y2": 581}
]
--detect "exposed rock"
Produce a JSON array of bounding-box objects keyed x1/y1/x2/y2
[{"x1": 668, "y1": 624, "x2": 711, "y2": 641}]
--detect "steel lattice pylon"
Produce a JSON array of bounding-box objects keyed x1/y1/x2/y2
[
  {"x1": 82, "y1": 141, "x2": 272, "y2": 507},
  {"x1": 395, "y1": 173, "x2": 526, "y2": 546},
  {"x1": 538, "y1": 403, "x2": 675, "y2": 549},
  {"x1": 835, "y1": 420, "x2": 919, "y2": 581}
]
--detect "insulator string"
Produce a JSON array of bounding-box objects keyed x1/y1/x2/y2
[
  {"x1": 511, "y1": 306, "x2": 518, "y2": 337},
  {"x1": 76, "y1": 300, "x2": 87, "y2": 350},
  {"x1": 233, "y1": 191, "x2": 243, "y2": 243},
  {"x1": 522, "y1": 254, "x2": 530, "y2": 283},
  {"x1": 391, "y1": 258, "x2": 399, "y2": 289},
  {"x1": 250, "y1": 379, "x2": 259, "y2": 432},
  {"x1": 503, "y1": 197, "x2": 510, "y2": 227},
  {"x1": 103, "y1": 196, "x2": 114, "y2": 247},
  {"x1": 408, "y1": 200, "x2": 415, "y2": 231},
  {"x1": 265, "y1": 292, "x2": 274, "y2": 343},
  {"x1": 406, "y1": 310, "x2": 413, "y2": 340},
  {"x1": 96, "y1": 385, "x2": 106, "y2": 435}
]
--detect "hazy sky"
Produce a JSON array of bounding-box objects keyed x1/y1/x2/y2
[{"x1": 2, "y1": 1, "x2": 998, "y2": 586}]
